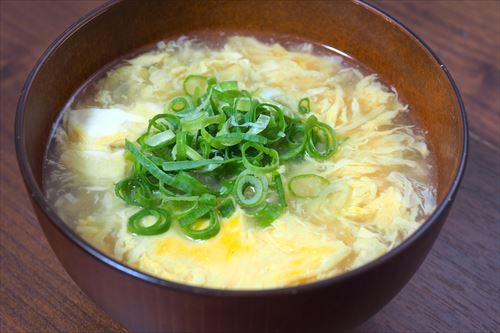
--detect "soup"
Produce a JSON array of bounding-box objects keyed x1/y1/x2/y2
[{"x1": 44, "y1": 36, "x2": 436, "y2": 289}]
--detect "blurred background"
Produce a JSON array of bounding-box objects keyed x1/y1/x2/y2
[{"x1": 1, "y1": 1, "x2": 498, "y2": 332}]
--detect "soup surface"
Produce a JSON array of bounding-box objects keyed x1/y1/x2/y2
[{"x1": 44, "y1": 36, "x2": 436, "y2": 289}]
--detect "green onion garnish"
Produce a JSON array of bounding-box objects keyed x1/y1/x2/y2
[
  {"x1": 241, "y1": 142, "x2": 279, "y2": 174},
  {"x1": 298, "y1": 97, "x2": 311, "y2": 114},
  {"x1": 234, "y1": 97, "x2": 253, "y2": 112},
  {"x1": 288, "y1": 174, "x2": 330, "y2": 198},
  {"x1": 128, "y1": 208, "x2": 172, "y2": 236},
  {"x1": 143, "y1": 130, "x2": 175, "y2": 148},
  {"x1": 273, "y1": 173, "x2": 287, "y2": 207},
  {"x1": 217, "y1": 198, "x2": 236, "y2": 218},
  {"x1": 148, "y1": 114, "x2": 180, "y2": 132},
  {"x1": 170, "y1": 96, "x2": 191, "y2": 112},
  {"x1": 235, "y1": 172, "x2": 268, "y2": 207},
  {"x1": 305, "y1": 116, "x2": 338, "y2": 160},
  {"x1": 251, "y1": 203, "x2": 283, "y2": 228},
  {"x1": 174, "y1": 131, "x2": 188, "y2": 160},
  {"x1": 180, "y1": 210, "x2": 220, "y2": 240},
  {"x1": 161, "y1": 158, "x2": 237, "y2": 172},
  {"x1": 216, "y1": 80, "x2": 238, "y2": 92},
  {"x1": 183, "y1": 75, "x2": 208, "y2": 100},
  {"x1": 115, "y1": 76, "x2": 341, "y2": 239}
]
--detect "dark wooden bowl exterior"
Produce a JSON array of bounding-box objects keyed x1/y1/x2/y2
[{"x1": 15, "y1": 1, "x2": 467, "y2": 332}]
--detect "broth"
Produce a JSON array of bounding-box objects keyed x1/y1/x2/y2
[{"x1": 43, "y1": 35, "x2": 436, "y2": 289}]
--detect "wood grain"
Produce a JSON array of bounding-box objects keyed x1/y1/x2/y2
[{"x1": 0, "y1": 1, "x2": 498, "y2": 332}]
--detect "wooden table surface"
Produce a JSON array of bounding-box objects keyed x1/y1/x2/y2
[{"x1": 1, "y1": 1, "x2": 498, "y2": 332}]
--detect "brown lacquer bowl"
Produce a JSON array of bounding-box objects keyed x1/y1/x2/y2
[{"x1": 15, "y1": 1, "x2": 467, "y2": 332}]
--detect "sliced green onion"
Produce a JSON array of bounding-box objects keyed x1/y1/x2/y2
[
  {"x1": 162, "y1": 158, "x2": 237, "y2": 172},
  {"x1": 234, "y1": 173, "x2": 268, "y2": 207},
  {"x1": 234, "y1": 97, "x2": 253, "y2": 112},
  {"x1": 217, "y1": 198, "x2": 236, "y2": 218},
  {"x1": 298, "y1": 97, "x2": 310, "y2": 114},
  {"x1": 306, "y1": 116, "x2": 338, "y2": 160},
  {"x1": 217, "y1": 133, "x2": 268, "y2": 145},
  {"x1": 175, "y1": 131, "x2": 188, "y2": 160},
  {"x1": 172, "y1": 171, "x2": 214, "y2": 195},
  {"x1": 218, "y1": 179, "x2": 234, "y2": 197},
  {"x1": 251, "y1": 203, "x2": 283, "y2": 228},
  {"x1": 158, "y1": 179, "x2": 174, "y2": 194},
  {"x1": 180, "y1": 112, "x2": 208, "y2": 132},
  {"x1": 148, "y1": 114, "x2": 180, "y2": 132},
  {"x1": 255, "y1": 103, "x2": 286, "y2": 142},
  {"x1": 246, "y1": 114, "x2": 270, "y2": 135},
  {"x1": 170, "y1": 96, "x2": 192, "y2": 112},
  {"x1": 144, "y1": 130, "x2": 175, "y2": 148},
  {"x1": 128, "y1": 208, "x2": 172, "y2": 236},
  {"x1": 180, "y1": 210, "x2": 220, "y2": 240},
  {"x1": 177, "y1": 194, "x2": 216, "y2": 226},
  {"x1": 199, "y1": 191, "x2": 217, "y2": 204},
  {"x1": 168, "y1": 200, "x2": 198, "y2": 218},
  {"x1": 288, "y1": 174, "x2": 329, "y2": 198},
  {"x1": 280, "y1": 122, "x2": 306, "y2": 161},
  {"x1": 216, "y1": 80, "x2": 238, "y2": 92},
  {"x1": 241, "y1": 142, "x2": 279, "y2": 174},
  {"x1": 200, "y1": 127, "x2": 226, "y2": 149},
  {"x1": 186, "y1": 146, "x2": 203, "y2": 161},
  {"x1": 115, "y1": 178, "x2": 157, "y2": 207},
  {"x1": 273, "y1": 173, "x2": 287, "y2": 207},
  {"x1": 198, "y1": 138, "x2": 211, "y2": 158},
  {"x1": 183, "y1": 75, "x2": 208, "y2": 98},
  {"x1": 202, "y1": 114, "x2": 227, "y2": 127},
  {"x1": 206, "y1": 77, "x2": 217, "y2": 86},
  {"x1": 160, "y1": 195, "x2": 200, "y2": 202},
  {"x1": 125, "y1": 140, "x2": 177, "y2": 187}
]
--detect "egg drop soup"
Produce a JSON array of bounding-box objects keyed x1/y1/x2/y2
[{"x1": 44, "y1": 36, "x2": 436, "y2": 289}]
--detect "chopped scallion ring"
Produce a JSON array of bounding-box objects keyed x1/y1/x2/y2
[
  {"x1": 251, "y1": 203, "x2": 283, "y2": 228},
  {"x1": 306, "y1": 117, "x2": 338, "y2": 160},
  {"x1": 241, "y1": 142, "x2": 279, "y2": 174},
  {"x1": 234, "y1": 97, "x2": 253, "y2": 112},
  {"x1": 298, "y1": 97, "x2": 311, "y2": 114},
  {"x1": 180, "y1": 210, "x2": 221, "y2": 240},
  {"x1": 216, "y1": 80, "x2": 238, "y2": 92},
  {"x1": 128, "y1": 208, "x2": 172, "y2": 236},
  {"x1": 170, "y1": 96, "x2": 192, "y2": 112},
  {"x1": 288, "y1": 174, "x2": 330, "y2": 198},
  {"x1": 144, "y1": 130, "x2": 175, "y2": 148},
  {"x1": 183, "y1": 75, "x2": 208, "y2": 99},
  {"x1": 235, "y1": 172, "x2": 268, "y2": 207},
  {"x1": 217, "y1": 198, "x2": 236, "y2": 218}
]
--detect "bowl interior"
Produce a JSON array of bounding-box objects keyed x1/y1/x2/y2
[{"x1": 17, "y1": 0, "x2": 465, "y2": 284}]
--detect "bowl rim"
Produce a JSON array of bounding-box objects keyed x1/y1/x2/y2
[{"x1": 15, "y1": 0, "x2": 468, "y2": 297}]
